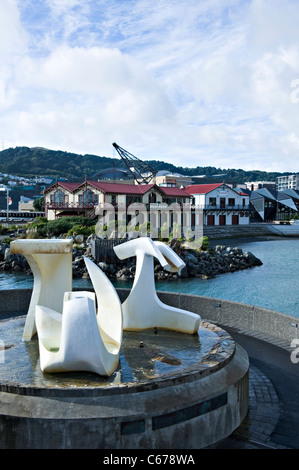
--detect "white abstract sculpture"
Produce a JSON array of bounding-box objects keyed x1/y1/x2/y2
[
  {"x1": 114, "y1": 238, "x2": 201, "y2": 334},
  {"x1": 84, "y1": 256, "x2": 123, "y2": 358},
  {"x1": 35, "y1": 258, "x2": 123, "y2": 377},
  {"x1": 10, "y1": 239, "x2": 73, "y2": 341}
]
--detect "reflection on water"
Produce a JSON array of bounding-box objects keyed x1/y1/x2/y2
[{"x1": 0, "y1": 316, "x2": 221, "y2": 389}]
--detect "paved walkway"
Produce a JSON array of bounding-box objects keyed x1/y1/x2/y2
[{"x1": 206, "y1": 327, "x2": 299, "y2": 449}]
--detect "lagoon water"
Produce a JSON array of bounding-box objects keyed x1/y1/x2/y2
[{"x1": 1, "y1": 238, "x2": 298, "y2": 318}]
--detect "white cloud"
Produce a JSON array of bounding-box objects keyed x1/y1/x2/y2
[
  {"x1": 1, "y1": 0, "x2": 299, "y2": 172},
  {"x1": 10, "y1": 44, "x2": 174, "y2": 157},
  {"x1": 0, "y1": 0, "x2": 28, "y2": 110},
  {"x1": 0, "y1": 0, "x2": 27, "y2": 57}
]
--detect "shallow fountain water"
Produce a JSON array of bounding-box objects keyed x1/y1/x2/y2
[{"x1": 0, "y1": 315, "x2": 230, "y2": 390}]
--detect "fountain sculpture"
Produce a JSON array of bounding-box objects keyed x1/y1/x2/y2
[
  {"x1": 34, "y1": 255, "x2": 123, "y2": 376},
  {"x1": 0, "y1": 236, "x2": 249, "y2": 449},
  {"x1": 36, "y1": 294, "x2": 121, "y2": 376},
  {"x1": 10, "y1": 239, "x2": 73, "y2": 341},
  {"x1": 35, "y1": 259, "x2": 123, "y2": 376},
  {"x1": 10, "y1": 237, "x2": 200, "y2": 376},
  {"x1": 114, "y1": 238, "x2": 201, "y2": 333}
]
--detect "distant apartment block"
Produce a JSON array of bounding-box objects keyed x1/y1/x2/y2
[{"x1": 277, "y1": 174, "x2": 299, "y2": 191}]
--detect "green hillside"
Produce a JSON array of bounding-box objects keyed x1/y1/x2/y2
[
  {"x1": 0, "y1": 146, "x2": 119, "y2": 180},
  {"x1": 0, "y1": 146, "x2": 290, "y2": 183}
]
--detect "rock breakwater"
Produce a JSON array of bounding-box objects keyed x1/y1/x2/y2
[
  {"x1": 0, "y1": 238, "x2": 263, "y2": 282},
  {"x1": 97, "y1": 240, "x2": 263, "y2": 282}
]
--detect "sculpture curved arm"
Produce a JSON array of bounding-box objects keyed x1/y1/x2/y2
[
  {"x1": 153, "y1": 241, "x2": 185, "y2": 273},
  {"x1": 33, "y1": 257, "x2": 123, "y2": 377},
  {"x1": 84, "y1": 257, "x2": 123, "y2": 349},
  {"x1": 36, "y1": 294, "x2": 122, "y2": 376},
  {"x1": 35, "y1": 306, "x2": 62, "y2": 352},
  {"x1": 114, "y1": 238, "x2": 169, "y2": 269},
  {"x1": 113, "y1": 238, "x2": 201, "y2": 334}
]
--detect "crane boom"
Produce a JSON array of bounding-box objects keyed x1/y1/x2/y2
[{"x1": 112, "y1": 142, "x2": 157, "y2": 184}]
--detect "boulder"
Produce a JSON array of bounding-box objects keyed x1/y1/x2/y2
[{"x1": 244, "y1": 251, "x2": 263, "y2": 266}]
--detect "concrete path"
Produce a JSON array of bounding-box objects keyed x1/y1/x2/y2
[{"x1": 206, "y1": 327, "x2": 299, "y2": 449}]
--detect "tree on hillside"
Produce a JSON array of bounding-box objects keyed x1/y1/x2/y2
[{"x1": 33, "y1": 197, "x2": 44, "y2": 212}]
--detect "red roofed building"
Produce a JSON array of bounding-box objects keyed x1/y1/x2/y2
[
  {"x1": 185, "y1": 183, "x2": 223, "y2": 195},
  {"x1": 185, "y1": 183, "x2": 251, "y2": 226},
  {"x1": 44, "y1": 180, "x2": 191, "y2": 220}
]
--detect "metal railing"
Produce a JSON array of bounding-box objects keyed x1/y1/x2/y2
[
  {"x1": 45, "y1": 202, "x2": 94, "y2": 209},
  {"x1": 203, "y1": 204, "x2": 252, "y2": 211},
  {"x1": 45, "y1": 201, "x2": 253, "y2": 212}
]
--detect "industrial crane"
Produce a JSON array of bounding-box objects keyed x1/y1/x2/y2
[{"x1": 112, "y1": 142, "x2": 157, "y2": 185}]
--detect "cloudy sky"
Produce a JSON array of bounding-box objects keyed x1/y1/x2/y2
[{"x1": 1, "y1": 0, "x2": 299, "y2": 172}]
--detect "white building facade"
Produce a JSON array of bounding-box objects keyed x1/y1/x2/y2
[
  {"x1": 277, "y1": 174, "x2": 299, "y2": 191},
  {"x1": 185, "y1": 183, "x2": 251, "y2": 226}
]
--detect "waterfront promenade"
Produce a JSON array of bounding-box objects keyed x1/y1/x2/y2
[
  {"x1": 204, "y1": 221, "x2": 299, "y2": 240},
  {"x1": 207, "y1": 327, "x2": 299, "y2": 449},
  {"x1": 206, "y1": 219, "x2": 299, "y2": 448}
]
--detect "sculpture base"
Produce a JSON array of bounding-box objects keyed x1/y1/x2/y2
[{"x1": 0, "y1": 316, "x2": 249, "y2": 449}]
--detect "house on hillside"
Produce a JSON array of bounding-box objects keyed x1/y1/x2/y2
[{"x1": 184, "y1": 183, "x2": 251, "y2": 226}]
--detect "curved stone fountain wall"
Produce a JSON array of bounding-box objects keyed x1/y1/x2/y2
[
  {"x1": 5, "y1": 287, "x2": 290, "y2": 449},
  {"x1": 0, "y1": 285, "x2": 295, "y2": 449},
  {"x1": 0, "y1": 289, "x2": 253, "y2": 449},
  {"x1": 152, "y1": 290, "x2": 297, "y2": 345},
  {"x1": 0, "y1": 288, "x2": 297, "y2": 344},
  {"x1": 0, "y1": 318, "x2": 248, "y2": 449}
]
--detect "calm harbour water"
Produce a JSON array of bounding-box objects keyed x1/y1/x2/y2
[{"x1": 1, "y1": 238, "x2": 299, "y2": 318}]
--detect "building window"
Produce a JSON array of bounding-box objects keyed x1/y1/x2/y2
[
  {"x1": 52, "y1": 190, "x2": 64, "y2": 204},
  {"x1": 228, "y1": 198, "x2": 235, "y2": 206},
  {"x1": 126, "y1": 195, "x2": 142, "y2": 206},
  {"x1": 149, "y1": 193, "x2": 157, "y2": 203},
  {"x1": 220, "y1": 198, "x2": 226, "y2": 209},
  {"x1": 209, "y1": 197, "x2": 216, "y2": 206},
  {"x1": 84, "y1": 189, "x2": 94, "y2": 205}
]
